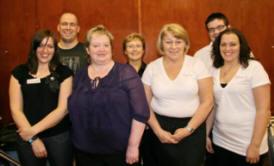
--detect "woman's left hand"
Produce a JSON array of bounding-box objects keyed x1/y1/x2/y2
[
  {"x1": 126, "y1": 145, "x2": 139, "y2": 165},
  {"x1": 17, "y1": 127, "x2": 36, "y2": 141},
  {"x1": 246, "y1": 144, "x2": 260, "y2": 164},
  {"x1": 173, "y1": 128, "x2": 191, "y2": 142}
]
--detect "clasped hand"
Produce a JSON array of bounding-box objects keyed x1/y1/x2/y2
[
  {"x1": 17, "y1": 127, "x2": 36, "y2": 141},
  {"x1": 156, "y1": 128, "x2": 192, "y2": 144},
  {"x1": 18, "y1": 127, "x2": 47, "y2": 158}
]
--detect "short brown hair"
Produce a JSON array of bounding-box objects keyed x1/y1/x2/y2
[{"x1": 122, "y1": 33, "x2": 145, "y2": 52}]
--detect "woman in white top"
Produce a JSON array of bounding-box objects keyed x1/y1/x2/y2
[
  {"x1": 142, "y1": 23, "x2": 213, "y2": 166},
  {"x1": 206, "y1": 28, "x2": 270, "y2": 166}
]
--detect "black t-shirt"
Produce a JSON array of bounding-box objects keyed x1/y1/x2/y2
[
  {"x1": 12, "y1": 64, "x2": 73, "y2": 137},
  {"x1": 57, "y1": 42, "x2": 88, "y2": 74},
  {"x1": 138, "y1": 61, "x2": 147, "y2": 77},
  {"x1": 127, "y1": 61, "x2": 147, "y2": 77}
]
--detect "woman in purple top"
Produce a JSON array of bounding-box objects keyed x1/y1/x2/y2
[{"x1": 68, "y1": 25, "x2": 150, "y2": 166}]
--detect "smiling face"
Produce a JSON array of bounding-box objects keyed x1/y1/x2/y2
[
  {"x1": 162, "y1": 31, "x2": 186, "y2": 61},
  {"x1": 86, "y1": 34, "x2": 112, "y2": 65},
  {"x1": 207, "y1": 19, "x2": 228, "y2": 42},
  {"x1": 125, "y1": 38, "x2": 144, "y2": 62},
  {"x1": 57, "y1": 13, "x2": 80, "y2": 43},
  {"x1": 36, "y1": 37, "x2": 55, "y2": 65},
  {"x1": 220, "y1": 33, "x2": 240, "y2": 64}
]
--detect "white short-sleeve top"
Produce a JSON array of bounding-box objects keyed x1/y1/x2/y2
[
  {"x1": 194, "y1": 42, "x2": 213, "y2": 72},
  {"x1": 142, "y1": 55, "x2": 211, "y2": 118},
  {"x1": 212, "y1": 60, "x2": 270, "y2": 156}
]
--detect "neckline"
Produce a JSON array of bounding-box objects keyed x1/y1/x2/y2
[
  {"x1": 217, "y1": 66, "x2": 241, "y2": 88},
  {"x1": 87, "y1": 62, "x2": 116, "y2": 81},
  {"x1": 161, "y1": 56, "x2": 186, "y2": 82},
  {"x1": 220, "y1": 83, "x2": 227, "y2": 88},
  {"x1": 219, "y1": 64, "x2": 241, "y2": 83},
  {"x1": 58, "y1": 41, "x2": 79, "y2": 50},
  {"x1": 28, "y1": 72, "x2": 51, "y2": 80},
  {"x1": 127, "y1": 61, "x2": 146, "y2": 72}
]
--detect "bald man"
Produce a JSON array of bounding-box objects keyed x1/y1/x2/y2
[{"x1": 57, "y1": 13, "x2": 87, "y2": 73}]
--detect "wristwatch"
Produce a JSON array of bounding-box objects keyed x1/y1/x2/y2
[
  {"x1": 185, "y1": 126, "x2": 194, "y2": 133},
  {"x1": 28, "y1": 135, "x2": 39, "y2": 143}
]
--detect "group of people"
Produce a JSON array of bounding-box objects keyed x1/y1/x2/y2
[{"x1": 8, "y1": 12, "x2": 270, "y2": 166}]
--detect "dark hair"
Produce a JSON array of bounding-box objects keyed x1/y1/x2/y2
[
  {"x1": 122, "y1": 33, "x2": 146, "y2": 52},
  {"x1": 26, "y1": 29, "x2": 59, "y2": 74},
  {"x1": 212, "y1": 28, "x2": 254, "y2": 68},
  {"x1": 205, "y1": 13, "x2": 230, "y2": 30}
]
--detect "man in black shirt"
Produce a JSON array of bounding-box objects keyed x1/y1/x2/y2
[{"x1": 57, "y1": 13, "x2": 88, "y2": 73}]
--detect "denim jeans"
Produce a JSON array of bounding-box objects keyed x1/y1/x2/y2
[{"x1": 16, "y1": 131, "x2": 73, "y2": 166}]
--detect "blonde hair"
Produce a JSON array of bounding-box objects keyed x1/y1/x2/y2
[
  {"x1": 85, "y1": 25, "x2": 114, "y2": 48},
  {"x1": 157, "y1": 23, "x2": 190, "y2": 55}
]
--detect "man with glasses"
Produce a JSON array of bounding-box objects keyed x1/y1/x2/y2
[
  {"x1": 194, "y1": 13, "x2": 230, "y2": 166},
  {"x1": 194, "y1": 13, "x2": 230, "y2": 71},
  {"x1": 57, "y1": 13, "x2": 87, "y2": 73}
]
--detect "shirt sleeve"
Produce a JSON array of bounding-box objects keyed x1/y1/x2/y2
[
  {"x1": 141, "y1": 62, "x2": 153, "y2": 86},
  {"x1": 194, "y1": 58, "x2": 212, "y2": 80},
  {"x1": 11, "y1": 64, "x2": 28, "y2": 85},
  {"x1": 250, "y1": 61, "x2": 270, "y2": 88},
  {"x1": 56, "y1": 65, "x2": 73, "y2": 83},
  {"x1": 122, "y1": 65, "x2": 150, "y2": 123}
]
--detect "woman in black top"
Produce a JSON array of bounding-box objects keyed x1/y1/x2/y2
[
  {"x1": 123, "y1": 33, "x2": 147, "y2": 77},
  {"x1": 9, "y1": 29, "x2": 73, "y2": 166},
  {"x1": 123, "y1": 33, "x2": 157, "y2": 166}
]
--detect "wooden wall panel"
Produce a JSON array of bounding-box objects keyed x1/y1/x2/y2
[
  {"x1": 141, "y1": 0, "x2": 274, "y2": 113},
  {"x1": 0, "y1": 0, "x2": 37, "y2": 126},
  {"x1": 35, "y1": 0, "x2": 140, "y2": 62},
  {"x1": 0, "y1": 0, "x2": 139, "y2": 126},
  {"x1": 0, "y1": 0, "x2": 273, "y2": 126}
]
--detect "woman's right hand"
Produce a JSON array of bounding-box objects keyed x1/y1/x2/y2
[
  {"x1": 206, "y1": 136, "x2": 214, "y2": 153},
  {"x1": 17, "y1": 127, "x2": 36, "y2": 141},
  {"x1": 155, "y1": 129, "x2": 178, "y2": 144},
  {"x1": 31, "y1": 139, "x2": 47, "y2": 158},
  {"x1": 126, "y1": 144, "x2": 139, "y2": 164}
]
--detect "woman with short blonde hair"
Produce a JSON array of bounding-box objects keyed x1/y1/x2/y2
[
  {"x1": 142, "y1": 23, "x2": 213, "y2": 166},
  {"x1": 69, "y1": 25, "x2": 150, "y2": 166}
]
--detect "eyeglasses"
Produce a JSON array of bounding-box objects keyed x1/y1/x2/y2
[{"x1": 208, "y1": 25, "x2": 226, "y2": 33}]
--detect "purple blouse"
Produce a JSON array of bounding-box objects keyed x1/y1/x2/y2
[{"x1": 68, "y1": 63, "x2": 149, "y2": 154}]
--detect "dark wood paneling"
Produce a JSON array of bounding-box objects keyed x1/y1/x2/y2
[
  {"x1": 0, "y1": 0, "x2": 273, "y2": 126},
  {"x1": 0, "y1": 0, "x2": 37, "y2": 126},
  {"x1": 36, "y1": 0, "x2": 139, "y2": 62},
  {"x1": 141, "y1": 0, "x2": 274, "y2": 113},
  {"x1": 0, "y1": 0, "x2": 139, "y2": 126}
]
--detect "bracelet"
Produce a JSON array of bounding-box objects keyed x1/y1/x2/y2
[
  {"x1": 185, "y1": 126, "x2": 194, "y2": 133},
  {"x1": 28, "y1": 135, "x2": 39, "y2": 143}
]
